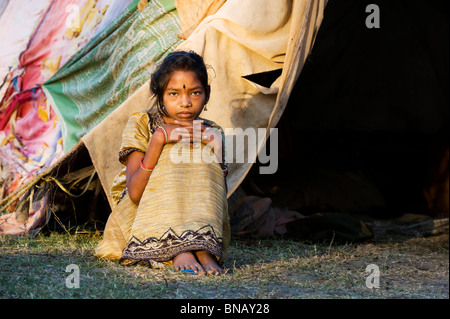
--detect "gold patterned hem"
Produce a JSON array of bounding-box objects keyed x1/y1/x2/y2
[{"x1": 118, "y1": 225, "x2": 224, "y2": 266}]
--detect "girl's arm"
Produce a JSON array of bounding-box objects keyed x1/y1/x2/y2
[{"x1": 126, "y1": 130, "x2": 165, "y2": 204}]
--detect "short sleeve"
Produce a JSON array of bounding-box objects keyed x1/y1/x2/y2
[{"x1": 118, "y1": 112, "x2": 152, "y2": 165}]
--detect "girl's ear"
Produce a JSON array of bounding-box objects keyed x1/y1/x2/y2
[{"x1": 205, "y1": 84, "x2": 211, "y2": 104}]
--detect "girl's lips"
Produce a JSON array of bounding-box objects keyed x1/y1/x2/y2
[{"x1": 177, "y1": 112, "x2": 193, "y2": 118}]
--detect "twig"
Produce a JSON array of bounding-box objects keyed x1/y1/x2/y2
[{"x1": 327, "y1": 231, "x2": 335, "y2": 255}]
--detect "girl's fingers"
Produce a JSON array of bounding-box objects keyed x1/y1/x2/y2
[
  {"x1": 166, "y1": 122, "x2": 215, "y2": 144},
  {"x1": 173, "y1": 127, "x2": 208, "y2": 136}
]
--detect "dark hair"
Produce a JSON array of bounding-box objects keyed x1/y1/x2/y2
[{"x1": 150, "y1": 50, "x2": 211, "y2": 117}]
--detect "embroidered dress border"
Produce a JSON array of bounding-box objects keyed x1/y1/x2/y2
[
  {"x1": 118, "y1": 148, "x2": 145, "y2": 165},
  {"x1": 119, "y1": 225, "x2": 224, "y2": 266}
]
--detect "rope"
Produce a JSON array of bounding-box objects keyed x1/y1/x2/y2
[
  {"x1": 0, "y1": 173, "x2": 45, "y2": 215},
  {"x1": 42, "y1": 170, "x2": 96, "y2": 198},
  {"x1": 0, "y1": 168, "x2": 97, "y2": 215}
]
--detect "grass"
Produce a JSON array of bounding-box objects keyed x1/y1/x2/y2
[{"x1": 0, "y1": 230, "x2": 448, "y2": 299}]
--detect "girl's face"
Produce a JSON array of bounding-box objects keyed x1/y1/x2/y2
[{"x1": 162, "y1": 70, "x2": 207, "y2": 122}]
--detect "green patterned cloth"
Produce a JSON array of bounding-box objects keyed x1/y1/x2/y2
[{"x1": 43, "y1": 0, "x2": 182, "y2": 151}]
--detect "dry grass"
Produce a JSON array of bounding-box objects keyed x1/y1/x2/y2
[{"x1": 0, "y1": 230, "x2": 448, "y2": 300}]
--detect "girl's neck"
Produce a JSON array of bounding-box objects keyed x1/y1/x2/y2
[{"x1": 162, "y1": 116, "x2": 174, "y2": 124}]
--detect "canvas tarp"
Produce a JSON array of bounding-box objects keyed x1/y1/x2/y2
[
  {"x1": 82, "y1": 0, "x2": 327, "y2": 209},
  {"x1": 0, "y1": 0, "x2": 52, "y2": 99},
  {"x1": 0, "y1": 0, "x2": 10, "y2": 18}
]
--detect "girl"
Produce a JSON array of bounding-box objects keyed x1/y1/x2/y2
[{"x1": 95, "y1": 51, "x2": 230, "y2": 275}]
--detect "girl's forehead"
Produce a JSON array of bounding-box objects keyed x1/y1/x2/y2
[{"x1": 167, "y1": 70, "x2": 202, "y2": 87}]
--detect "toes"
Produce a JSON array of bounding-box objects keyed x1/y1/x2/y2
[
  {"x1": 175, "y1": 263, "x2": 206, "y2": 274},
  {"x1": 194, "y1": 264, "x2": 206, "y2": 274},
  {"x1": 205, "y1": 266, "x2": 222, "y2": 276}
]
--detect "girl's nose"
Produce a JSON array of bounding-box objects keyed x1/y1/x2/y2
[{"x1": 180, "y1": 94, "x2": 192, "y2": 107}]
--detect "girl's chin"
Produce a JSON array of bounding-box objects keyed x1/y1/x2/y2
[
  {"x1": 165, "y1": 115, "x2": 200, "y2": 122},
  {"x1": 176, "y1": 117, "x2": 196, "y2": 121}
]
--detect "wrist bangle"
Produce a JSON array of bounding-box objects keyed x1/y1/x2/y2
[
  {"x1": 222, "y1": 164, "x2": 228, "y2": 177},
  {"x1": 140, "y1": 158, "x2": 154, "y2": 172},
  {"x1": 156, "y1": 127, "x2": 168, "y2": 143}
]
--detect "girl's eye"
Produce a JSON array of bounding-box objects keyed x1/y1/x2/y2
[
  {"x1": 168, "y1": 92, "x2": 178, "y2": 96},
  {"x1": 192, "y1": 91, "x2": 201, "y2": 95}
]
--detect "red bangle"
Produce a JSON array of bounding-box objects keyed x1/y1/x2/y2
[
  {"x1": 156, "y1": 127, "x2": 167, "y2": 143},
  {"x1": 222, "y1": 164, "x2": 228, "y2": 177},
  {"x1": 140, "y1": 158, "x2": 154, "y2": 172}
]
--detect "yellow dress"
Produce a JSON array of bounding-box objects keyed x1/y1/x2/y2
[{"x1": 94, "y1": 110, "x2": 230, "y2": 268}]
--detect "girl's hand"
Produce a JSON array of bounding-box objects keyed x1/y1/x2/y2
[
  {"x1": 200, "y1": 126, "x2": 221, "y2": 146},
  {"x1": 163, "y1": 120, "x2": 209, "y2": 144},
  {"x1": 161, "y1": 120, "x2": 224, "y2": 165}
]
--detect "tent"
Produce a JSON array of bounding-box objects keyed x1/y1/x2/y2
[{"x1": 1, "y1": 0, "x2": 448, "y2": 238}]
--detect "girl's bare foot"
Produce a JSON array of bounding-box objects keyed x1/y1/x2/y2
[
  {"x1": 173, "y1": 251, "x2": 205, "y2": 274},
  {"x1": 195, "y1": 250, "x2": 224, "y2": 275}
]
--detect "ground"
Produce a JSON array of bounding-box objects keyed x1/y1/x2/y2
[{"x1": 0, "y1": 225, "x2": 448, "y2": 300}]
